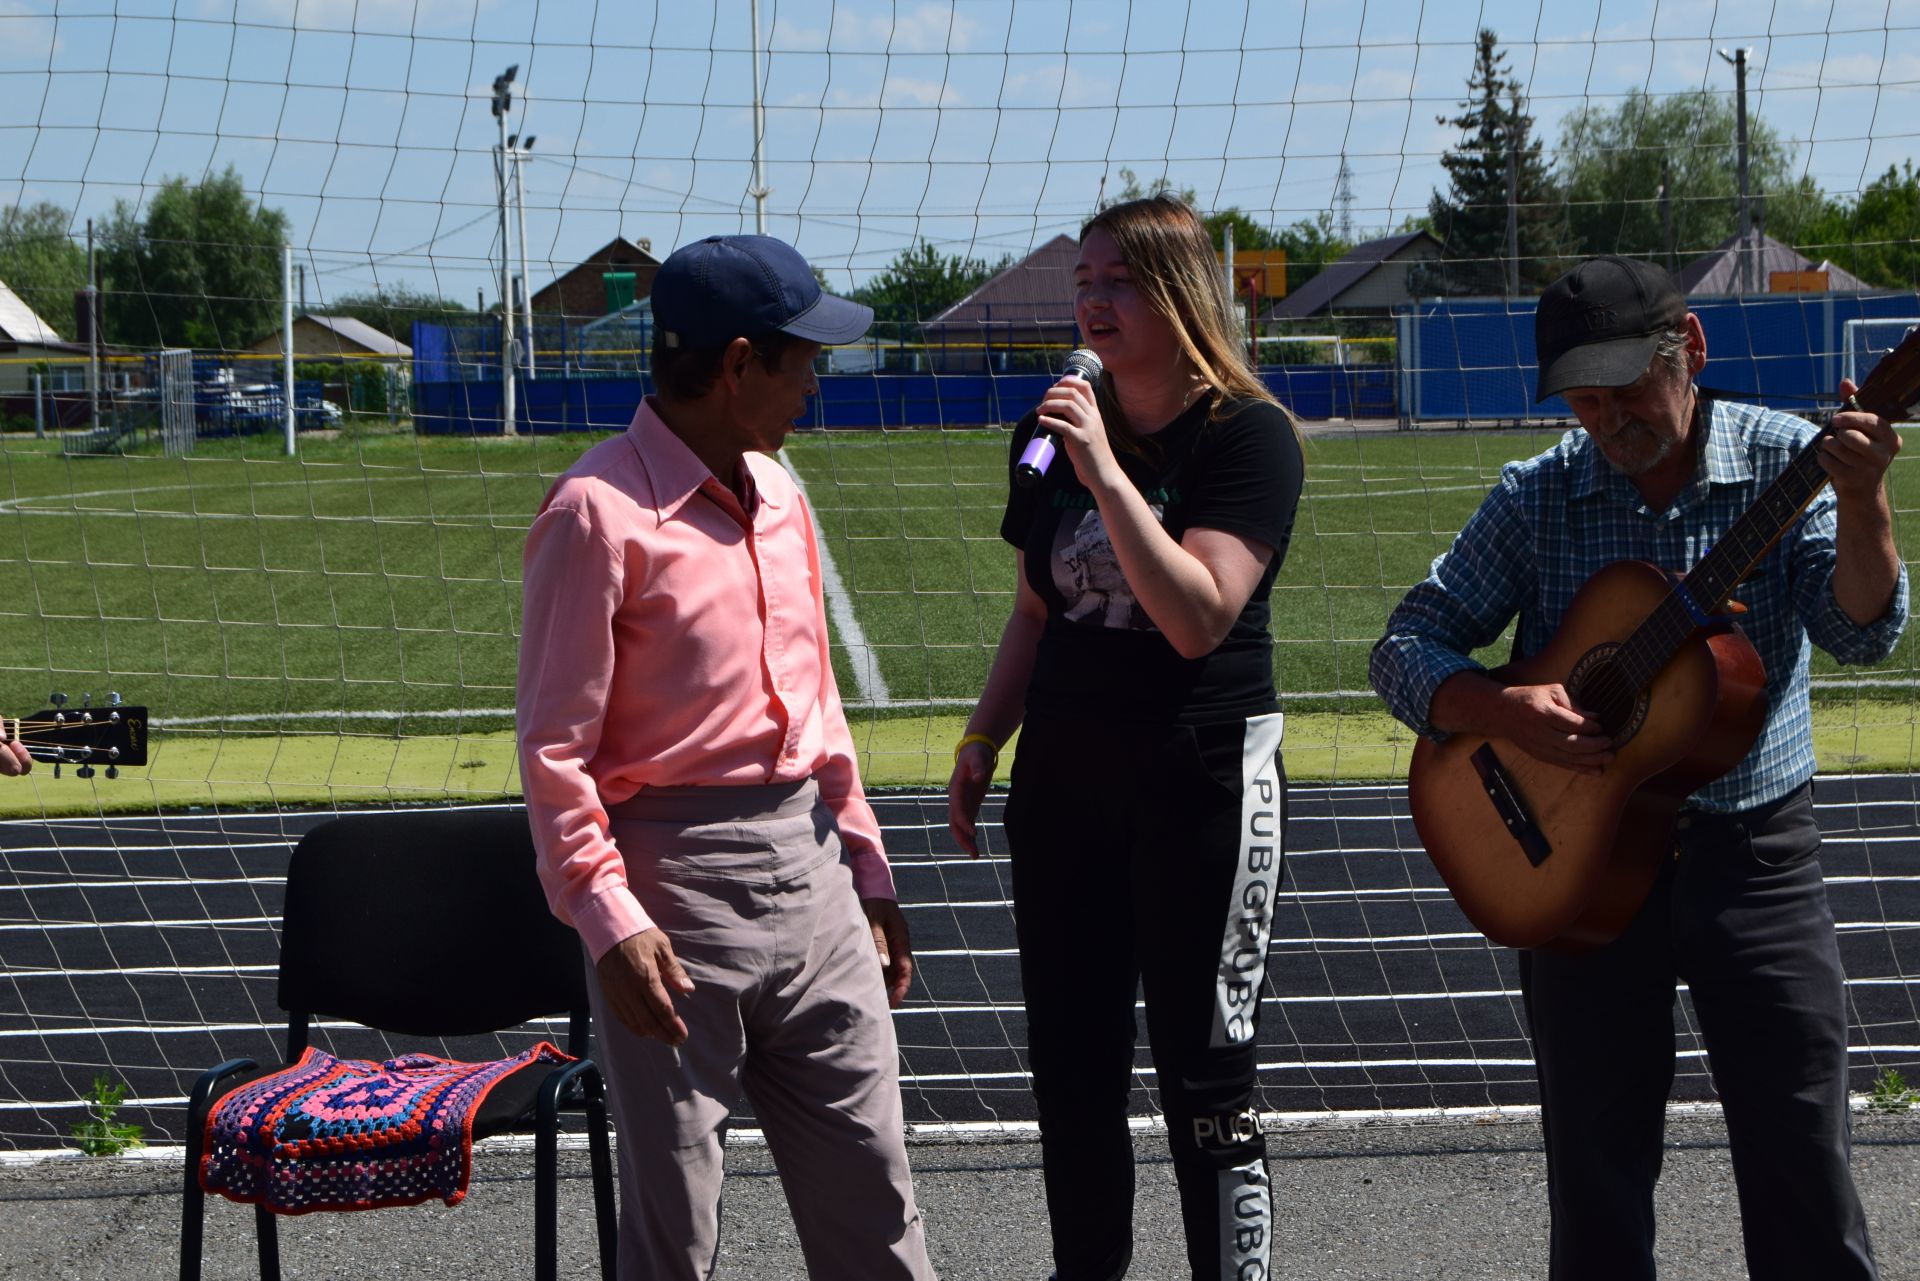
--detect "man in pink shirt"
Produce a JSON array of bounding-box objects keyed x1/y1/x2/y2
[{"x1": 517, "y1": 234, "x2": 935, "y2": 1280}]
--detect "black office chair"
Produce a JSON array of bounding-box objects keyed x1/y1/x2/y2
[{"x1": 179, "y1": 808, "x2": 617, "y2": 1281}]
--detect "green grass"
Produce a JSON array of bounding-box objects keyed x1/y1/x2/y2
[{"x1": 1, "y1": 419, "x2": 1913, "y2": 812}]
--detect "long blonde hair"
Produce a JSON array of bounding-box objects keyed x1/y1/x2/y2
[{"x1": 1080, "y1": 193, "x2": 1290, "y2": 447}]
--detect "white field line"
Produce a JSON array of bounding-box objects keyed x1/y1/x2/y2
[
  {"x1": 20, "y1": 1098, "x2": 1920, "y2": 1165},
  {"x1": 11, "y1": 1047, "x2": 1920, "y2": 1125},
  {"x1": 127, "y1": 674, "x2": 1920, "y2": 731},
  {"x1": 0, "y1": 475, "x2": 533, "y2": 528},
  {"x1": 780, "y1": 453, "x2": 890, "y2": 705}
]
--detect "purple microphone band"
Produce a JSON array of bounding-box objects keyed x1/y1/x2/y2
[{"x1": 1016, "y1": 434, "x2": 1057, "y2": 478}]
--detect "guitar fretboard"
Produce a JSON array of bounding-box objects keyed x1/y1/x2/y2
[
  {"x1": 1610, "y1": 425, "x2": 1834, "y2": 696},
  {"x1": 1603, "y1": 325, "x2": 1919, "y2": 702}
]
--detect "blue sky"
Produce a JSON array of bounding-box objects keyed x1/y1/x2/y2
[{"x1": 1, "y1": 0, "x2": 1915, "y2": 307}]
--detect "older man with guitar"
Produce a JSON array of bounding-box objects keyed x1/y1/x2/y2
[{"x1": 1371, "y1": 255, "x2": 1914, "y2": 1280}]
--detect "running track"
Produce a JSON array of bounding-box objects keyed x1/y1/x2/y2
[{"x1": 2, "y1": 778, "x2": 1916, "y2": 1151}]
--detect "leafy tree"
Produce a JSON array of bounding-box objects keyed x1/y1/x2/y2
[
  {"x1": 322, "y1": 283, "x2": 474, "y2": 342},
  {"x1": 848, "y1": 240, "x2": 1012, "y2": 324},
  {"x1": 98, "y1": 166, "x2": 291, "y2": 349},
  {"x1": 1268, "y1": 212, "x2": 1354, "y2": 295},
  {"x1": 1795, "y1": 162, "x2": 1920, "y2": 290},
  {"x1": 1427, "y1": 29, "x2": 1566, "y2": 294},
  {"x1": 1555, "y1": 89, "x2": 1829, "y2": 265},
  {"x1": 0, "y1": 202, "x2": 87, "y2": 339},
  {"x1": 1098, "y1": 169, "x2": 1278, "y2": 253},
  {"x1": 1102, "y1": 166, "x2": 1179, "y2": 208},
  {"x1": 1099, "y1": 167, "x2": 1353, "y2": 291}
]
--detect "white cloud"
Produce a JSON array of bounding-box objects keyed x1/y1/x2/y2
[
  {"x1": 1764, "y1": 50, "x2": 1920, "y2": 91},
  {"x1": 824, "y1": 1, "x2": 980, "y2": 54},
  {"x1": 826, "y1": 73, "x2": 964, "y2": 110},
  {"x1": 1001, "y1": 60, "x2": 1114, "y2": 109},
  {"x1": 214, "y1": 0, "x2": 486, "y2": 34},
  {"x1": 0, "y1": 0, "x2": 59, "y2": 63}
]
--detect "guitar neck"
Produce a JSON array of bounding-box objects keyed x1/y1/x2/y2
[
  {"x1": 1612, "y1": 426, "x2": 1831, "y2": 692},
  {"x1": 1612, "y1": 331, "x2": 1920, "y2": 692}
]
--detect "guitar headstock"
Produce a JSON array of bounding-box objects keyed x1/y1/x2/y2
[
  {"x1": 3, "y1": 692, "x2": 148, "y2": 780},
  {"x1": 1853, "y1": 324, "x2": 1920, "y2": 423}
]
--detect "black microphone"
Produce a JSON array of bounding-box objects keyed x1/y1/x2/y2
[{"x1": 1015, "y1": 347, "x2": 1103, "y2": 488}]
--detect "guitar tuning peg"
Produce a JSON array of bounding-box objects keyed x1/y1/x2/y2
[
  {"x1": 81, "y1": 692, "x2": 92, "y2": 708},
  {"x1": 50, "y1": 692, "x2": 66, "y2": 708},
  {"x1": 107, "y1": 691, "x2": 122, "y2": 706},
  {"x1": 75, "y1": 764, "x2": 95, "y2": 780},
  {"x1": 105, "y1": 765, "x2": 118, "y2": 780},
  {"x1": 51, "y1": 762, "x2": 61, "y2": 778}
]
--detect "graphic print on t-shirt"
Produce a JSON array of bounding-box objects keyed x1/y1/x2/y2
[{"x1": 1052, "y1": 503, "x2": 1165, "y2": 630}]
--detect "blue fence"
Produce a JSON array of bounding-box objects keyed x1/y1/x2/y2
[
  {"x1": 1398, "y1": 292, "x2": 1920, "y2": 423},
  {"x1": 412, "y1": 366, "x2": 1400, "y2": 435}
]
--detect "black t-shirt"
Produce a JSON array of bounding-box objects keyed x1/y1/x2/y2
[{"x1": 999, "y1": 393, "x2": 1305, "y2": 726}]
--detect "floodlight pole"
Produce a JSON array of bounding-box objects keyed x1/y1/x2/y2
[
  {"x1": 492, "y1": 65, "x2": 519, "y2": 435},
  {"x1": 86, "y1": 218, "x2": 100, "y2": 430},
  {"x1": 513, "y1": 136, "x2": 536, "y2": 380},
  {"x1": 749, "y1": 0, "x2": 770, "y2": 234},
  {"x1": 1718, "y1": 46, "x2": 1753, "y2": 294},
  {"x1": 283, "y1": 242, "x2": 296, "y2": 456}
]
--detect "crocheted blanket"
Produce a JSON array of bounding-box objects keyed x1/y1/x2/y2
[{"x1": 199, "y1": 1042, "x2": 573, "y2": 1214}]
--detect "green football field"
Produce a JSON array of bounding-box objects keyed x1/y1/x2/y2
[{"x1": 0, "y1": 419, "x2": 1914, "y2": 811}]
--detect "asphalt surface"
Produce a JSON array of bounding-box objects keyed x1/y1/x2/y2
[{"x1": 3, "y1": 1113, "x2": 1916, "y2": 1279}]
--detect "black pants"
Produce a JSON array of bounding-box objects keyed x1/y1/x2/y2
[
  {"x1": 1005, "y1": 709, "x2": 1288, "y2": 1281},
  {"x1": 1519, "y1": 782, "x2": 1877, "y2": 1281}
]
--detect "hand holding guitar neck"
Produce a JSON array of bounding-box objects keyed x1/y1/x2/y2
[{"x1": 0, "y1": 730, "x2": 28, "y2": 776}]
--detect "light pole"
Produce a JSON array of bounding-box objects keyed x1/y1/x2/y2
[
  {"x1": 749, "y1": 0, "x2": 770, "y2": 233},
  {"x1": 1717, "y1": 47, "x2": 1753, "y2": 294},
  {"x1": 491, "y1": 65, "x2": 519, "y2": 434},
  {"x1": 510, "y1": 134, "x2": 537, "y2": 380}
]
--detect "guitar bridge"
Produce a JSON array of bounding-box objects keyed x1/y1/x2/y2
[{"x1": 1469, "y1": 743, "x2": 1552, "y2": 868}]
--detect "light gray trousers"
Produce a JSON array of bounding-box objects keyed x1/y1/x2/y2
[{"x1": 592, "y1": 779, "x2": 934, "y2": 1281}]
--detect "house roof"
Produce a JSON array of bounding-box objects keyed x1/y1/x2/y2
[
  {"x1": 531, "y1": 236, "x2": 660, "y2": 304},
  {"x1": 1675, "y1": 232, "x2": 1872, "y2": 296},
  {"x1": 299, "y1": 313, "x2": 412, "y2": 356},
  {"x1": 924, "y1": 234, "x2": 1081, "y2": 329},
  {"x1": 573, "y1": 235, "x2": 660, "y2": 268},
  {"x1": 1265, "y1": 230, "x2": 1440, "y2": 319},
  {"x1": 0, "y1": 279, "x2": 64, "y2": 344}
]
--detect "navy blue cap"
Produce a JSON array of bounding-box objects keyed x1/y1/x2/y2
[{"x1": 651, "y1": 234, "x2": 872, "y2": 349}]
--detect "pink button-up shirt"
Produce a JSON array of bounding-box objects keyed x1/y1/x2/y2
[{"x1": 516, "y1": 399, "x2": 894, "y2": 961}]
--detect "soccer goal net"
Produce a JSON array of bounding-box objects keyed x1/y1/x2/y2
[{"x1": 1, "y1": 0, "x2": 1915, "y2": 1153}]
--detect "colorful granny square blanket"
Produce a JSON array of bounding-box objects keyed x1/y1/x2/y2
[{"x1": 199, "y1": 1042, "x2": 574, "y2": 1214}]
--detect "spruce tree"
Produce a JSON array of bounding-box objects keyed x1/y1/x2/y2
[{"x1": 1427, "y1": 30, "x2": 1565, "y2": 295}]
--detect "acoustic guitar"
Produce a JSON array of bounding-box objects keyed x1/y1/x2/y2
[
  {"x1": 3, "y1": 693, "x2": 148, "y2": 779},
  {"x1": 1407, "y1": 328, "x2": 1920, "y2": 951}
]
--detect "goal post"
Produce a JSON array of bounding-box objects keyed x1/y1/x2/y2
[{"x1": 1842, "y1": 318, "x2": 1920, "y2": 391}]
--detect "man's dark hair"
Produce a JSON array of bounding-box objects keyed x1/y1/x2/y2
[{"x1": 651, "y1": 329, "x2": 804, "y2": 403}]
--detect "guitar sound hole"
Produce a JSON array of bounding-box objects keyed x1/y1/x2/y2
[{"x1": 1567, "y1": 644, "x2": 1648, "y2": 745}]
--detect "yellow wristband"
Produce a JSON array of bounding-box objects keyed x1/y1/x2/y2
[{"x1": 953, "y1": 733, "x2": 1000, "y2": 764}]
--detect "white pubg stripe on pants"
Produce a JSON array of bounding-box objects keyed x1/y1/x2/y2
[
  {"x1": 1218, "y1": 1156, "x2": 1274, "y2": 1280},
  {"x1": 1212, "y1": 711, "x2": 1286, "y2": 1048}
]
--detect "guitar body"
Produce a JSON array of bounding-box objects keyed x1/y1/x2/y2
[{"x1": 1408, "y1": 560, "x2": 1768, "y2": 950}]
